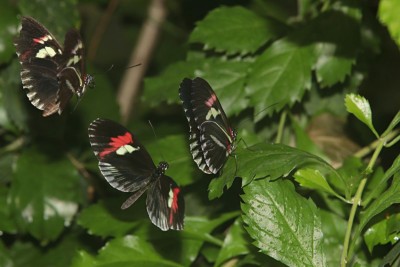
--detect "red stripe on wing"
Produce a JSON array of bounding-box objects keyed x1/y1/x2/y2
[
  {"x1": 99, "y1": 132, "x2": 133, "y2": 158},
  {"x1": 169, "y1": 187, "x2": 181, "y2": 225}
]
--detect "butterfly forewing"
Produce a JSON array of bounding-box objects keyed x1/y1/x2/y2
[
  {"x1": 146, "y1": 175, "x2": 185, "y2": 231},
  {"x1": 179, "y1": 77, "x2": 235, "y2": 174},
  {"x1": 88, "y1": 118, "x2": 155, "y2": 192},
  {"x1": 14, "y1": 16, "x2": 92, "y2": 116}
]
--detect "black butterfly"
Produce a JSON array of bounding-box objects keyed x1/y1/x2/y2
[
  {"x1": 88, "y1": 118, "x2": 184, "y2": 231},
  {"x1": 179, "y1": 77, "x2": 236, "y2": 174},
  {"x1": 14, "y1": 16, "x2": 94, "y2": 116}
]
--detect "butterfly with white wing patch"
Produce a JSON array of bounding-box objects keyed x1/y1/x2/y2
[
  {"x1": 14, "y1": 16, "x2": 94, "y2": 116},
  {"x1": 179, "y1": 77, "x2": 237, "y2": 174},
  {"x1": 88, "y1": 118, "x2": 184, "y2": 231}
]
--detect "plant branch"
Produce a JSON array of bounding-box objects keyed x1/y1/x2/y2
[
  {"x1": 117, "y1": 0, "x2": 167, "y2": 124},
  {"x1": 87, "y1": 0, "x2": 120, "y2": 61},
  {"x1": 275, "y1": 109, "x2": 287, "y2": 143},
  {"x1": 340, "y1": 138, "x2": 385, "y2": 266},
  {"x1": 0, "y1": 137, "x2": 25, "y2": 155},
  {"x1": 354, "y1": 128, "x2": 399, "y2": 158}
]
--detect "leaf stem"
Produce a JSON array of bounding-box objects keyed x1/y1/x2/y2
[
  {"x1": 340, "y1": 138, "x2": 385, "y2": 266},
  {"x1": 275, "y1": 109, "x2": 287, "y2": 143},
  {"x1": 354, "y1": 128, "x2": 399, "y2": 158}
]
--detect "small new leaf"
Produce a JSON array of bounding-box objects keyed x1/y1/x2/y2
[
  {"x1": 242, "y1": 179, "x2": 326, "y2": 267},
  {"x1": 345, "y1": 94, "x2": 378, "y2": 137},
  {"x1": 294, "y1": 168, "x2": 345, "y2": 201}
]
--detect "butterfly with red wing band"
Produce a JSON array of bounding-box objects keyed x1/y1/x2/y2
[
  {"x1": 88, "y1": 118, "x2": 184, "y2": 231},
  {"x1": 179, "y1": 77, "x2": 237, "y2": 174},
  {"x1": 14, "y1": 16, "x2": 94, "y2": 116}
]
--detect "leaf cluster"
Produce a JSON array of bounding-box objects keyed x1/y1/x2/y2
[{"x1": 0, "y1": 0, "x2": 400, "y2": 267}]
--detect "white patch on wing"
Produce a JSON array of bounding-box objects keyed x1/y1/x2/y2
[
  {"x1": 67, "y1": 55, "x2": 81, "y2": 66},
  {"x1": 205, "y1": 107, "x2": 221, "y2": 120},
  {"x1": 168, "y1": 188, "x2": 174, "y2": 208},
  {"x1": 36, "y1": 47, "x2": 57, "y2": 58},
  {"x1": 116, "y1": 145, "x2": 139, "y2": 155}
]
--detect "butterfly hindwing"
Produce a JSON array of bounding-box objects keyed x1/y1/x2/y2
[
  {"x1": 146, "y1": 175, "x2": 185, "y2": 231},
  {"x1": 179, "y1": 77, "x2": 236, "y2": 174},
  {"x1": 88, "y1": 118, "x2": 155, "y2": 192}
]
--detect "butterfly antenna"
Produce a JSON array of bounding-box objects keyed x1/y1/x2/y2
[
  {"x1": 126, "y1": 63, "x2": 142, "y2": 69},
  {"x1": 105, "y1": 64, "x2": 114, "y2": 72},
  {"x1": 148, "y1": 120, "x2": 166, "y2": 162}
]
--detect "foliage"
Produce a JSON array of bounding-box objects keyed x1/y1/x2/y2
[{"x1": 0, "y1": 0, "x2": 399, "y2": 267}]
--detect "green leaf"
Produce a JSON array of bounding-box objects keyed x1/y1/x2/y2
[
  {"x1": 146, "y1": 135, "x2": 196, "y2": 186},
  {"x1": 142, "y1": 59, "x2": 251, "y2": 116},
  {"x1": 17, "y1": 0, "x2": 80, "y2": 40},
  {"x1": 9, "y1": 148, "x2": 84, "y2": 242},
  {"x1": 320, "y1": 210, "x2": 347, "y2": 267},
  {"x1": 215, "y1": 218, "x2": 249, "y2": 267},
  {"x1": 190, "y1": 6, "x2": 285, "y2": 55},
  {"x1": 345, "y1": 94, "x2": 378, "y2": 137},
  {"x1": 200, "y1": 244, "x2": 219, "y2": 264},
  {"x1": 0, "y1": 60, "x2": 28, "y2": 130},
  {"x1": 209, "y1": 143, "x2": 338, "y2": 199},
  {"x1": 355, "y1": 175, "x2": 400, "y2": 248},
  {"x1": 304, "y1": 83, "x2": 353, "y2": 117},
  {"x1": 246, "y1": 36, "x2": 314, "y2": 121},
  {"x1": 73, "y1": 68, "x2": 120, "y2": 127},
  {"x1": 312, "y1": 11, "x2": 360, "y2": 87},
  {"x1": 131, "y1": 212, "x2": 239, "y2": 266},
  {"x1": 363, "y1": 154, "x2": 400, "y2": 206},
  {"x1": 0, "y1": 185, "x2": 17, "y2": 233},
  {"x1": 291, "y1": 115, "x2": 327, "y2": 160},
  {"x1": 0, "y1": 4, "x2": 18, "y2": 64},
  {"x1": 142, "y1": 61, "x2": 199, "y2": 106},
  {"x1": 195, "y1": 60, "x2": 251, "y2": 116},
  {"x1": 379, "y1": 0, "x2": 400, "y2": 47},
  {"x1": 241, "y1": 179, "x2": 326, "y2": 267},
  {"x1": 4, "y1": 232, "x2": 85, "y2": 267},
  {"x1": 379, "y1": 240, "x2": 400, "y2": 267},
  {"x1": 336, "y1": 156, "x2": 364, "y2": 199},
  {"x1": 294, "y1": 168, "x2": 345, "y2": 201},
  {"x1": 77, "y1": 200, "x2": 140, "y2": 238},
  {"x1": 89, "y1": 235, "x2": 182, "y2": 267},
  {"x1": 364, "y1": 214, "x2": 400, "y2": 252},
  {"x1": 0, "y1": 241, "x2": 12, "y2": 267},
  {"x1": 71, "y1": 251, "x2": 96, "y2": 267}
]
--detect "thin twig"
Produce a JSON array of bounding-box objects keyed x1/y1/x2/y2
[
  {"x1": 66, "y1": 152, "x2": 95, "y2": 200},
  {"x1": 87, "y1": 0, "x2": 120, "y2": 61},
  {"x1": 117, "y1": 0, "x2": 167, "y2": 124},
  {"x1": 67, "y1": 152, "x2": 92, "y2": 180}
]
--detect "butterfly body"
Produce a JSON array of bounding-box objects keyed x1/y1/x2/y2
[
  {"x1": 14, "y1": 16, "x2": 93, "y2": 116},
  {"x1": 179, "y1": 77, "x2": 236, "y2": 174},
  {"x1": 88, "y1": 118, "x2": 184, "y2": 231}
]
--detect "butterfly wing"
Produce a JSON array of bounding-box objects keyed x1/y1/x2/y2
[
  {"x1": 14, "y1": 16, "x2": 66, "y2": 116},
  {"x1": 88, "y1": 118, "x2": 156, "y2": 192},
  {"x1": 146, "y1": 175, "x2": 184, "y2": 231},
  {"x1": 179, "y1": 77, "x2": 235, "y2": 174}
]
